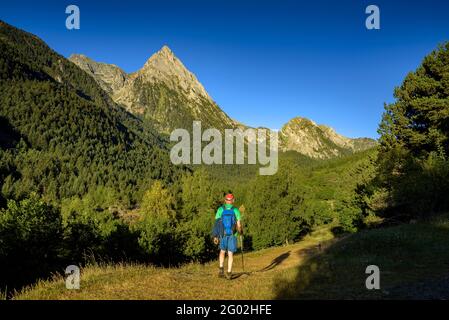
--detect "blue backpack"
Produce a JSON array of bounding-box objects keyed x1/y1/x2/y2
[{"x1": 221, "y1": 205, "x2": 236, "y2": 236}]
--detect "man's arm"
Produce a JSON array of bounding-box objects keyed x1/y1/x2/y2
[
  {"x1": 234, "y1": 207, "x2": 243, "y2": 234},
  {"x1": 215, "y1": 206, "x2": 223, "y2": 220},
  {"x1": 213, "y1": 206, "x2": 223, "y2": 244},
  {"x1": 236, "y1": 220, "x2": 243, "y2": 234}
]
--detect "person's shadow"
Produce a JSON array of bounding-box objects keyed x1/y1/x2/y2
[
  {"x1": 257, "y1": 251, "x2": 291, "y2": 272},
  {"x1": 228, "y1": 251, "x2": 291, "y2": 279}
]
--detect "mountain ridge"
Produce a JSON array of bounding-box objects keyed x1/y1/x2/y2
[
  {"x1": 70, "y1": 46, "x2": 237, "y2": 133},
  {"x1": 69, "y1": 46, "x2": 377, "y2": 158},
  {"x1": 68, "y1": 53, "x2": 127, "y2": 95}
]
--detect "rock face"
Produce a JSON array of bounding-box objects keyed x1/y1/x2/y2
[
  {"x1": 70, "y1": 48, "x2": 377, "y2": 158},
  {"x1": 68, "y1": 54, "x2": 127, "y2": 95},
  {"x1": 279, "y1": 117, "x2": 377, "y2": 159}
]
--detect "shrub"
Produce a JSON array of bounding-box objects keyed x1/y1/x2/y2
[{"x1": 0, "y1": 194, "x2": 63, "y2": 291}]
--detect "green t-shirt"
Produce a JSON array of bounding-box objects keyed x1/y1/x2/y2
[
  {"x1": 215, "y1": 204, "x2": 241, "y2": 237},
  {"x1": 215, "y1": 203, "x2": 241, "y2": 221}
]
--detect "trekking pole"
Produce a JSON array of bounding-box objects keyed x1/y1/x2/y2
[{"x1": 240, "y1": 234, "x2": 245, "y2": 272}]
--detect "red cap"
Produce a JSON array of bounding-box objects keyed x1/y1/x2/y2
[{"x1": 225, "y1": 193, "x2": 234, "y2": 201}]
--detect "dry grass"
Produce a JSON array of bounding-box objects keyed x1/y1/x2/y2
[
  {"x1": 15, "y1": 227, "x2": 334, "y2": 300},
  {"x1": 16, "y1": 215, "x2": 449, "y2": 300}
]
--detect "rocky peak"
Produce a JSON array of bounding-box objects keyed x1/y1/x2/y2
[
  {"x1": 158, "y1": 45, "x2": 175, "y2": 58},
  {"x1": 280, "y1": 117, "x2": 377, "y2": 159},
  {"x1": 139, "y1": 45, "x2": 210, "y2": 101},
  {"x1": 289, "y1": 117, "x2": 318, "y2": 127}
]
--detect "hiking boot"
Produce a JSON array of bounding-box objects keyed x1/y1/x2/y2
[
  {"x1": 218, "y1": 267, "x2": 224, "y2": 278},
  {"x1": 225, "y1": 271, "x2": 232, "y2": 280}
]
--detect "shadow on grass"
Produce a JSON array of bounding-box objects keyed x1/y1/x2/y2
[
  {"x1": 228, "y1": 251, "x2": 292, "y2": 280},
  {"x1": 274, "y1": 218, "x2": 449, "y2": 299},
  {"x1": 230, "y1": 272, "x2": 252, "y2": 280},
  {"x1": 257, "y1": 251, "x2": 291, "y2": 272}
]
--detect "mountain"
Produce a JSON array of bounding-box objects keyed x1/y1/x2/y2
[
  {"x1": 70, "y1": 46, "x2": 236, "y2": 133},
  {"x1": 70, "y1": 49, "x2": 376, "y2": 158},
  {"x1": 0, "y1": 20, "x2": 182, "y2": 204},
  {"x1": 68, "y1": 54, "x2": 127, "y2": 95},
  {"x1": 279, "y1": 117, "x2": 377, "y2": 159}
]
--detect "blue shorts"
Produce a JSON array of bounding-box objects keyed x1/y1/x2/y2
[{"x1": 220, "y1": 235, "x2": 237, "y2": 253}]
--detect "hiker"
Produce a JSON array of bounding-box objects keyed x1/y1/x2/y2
[{"x1": 212, "y1": 193, "x2": 243, "y2": 279}]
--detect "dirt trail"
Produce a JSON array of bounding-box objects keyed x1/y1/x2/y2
[{"x1": 118, "y1": 239, "x2": 325, "y2": 300}]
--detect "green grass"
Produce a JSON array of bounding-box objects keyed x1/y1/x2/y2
[{"x1": 275, "y1": 213, "x2": 449, "y2": 299}]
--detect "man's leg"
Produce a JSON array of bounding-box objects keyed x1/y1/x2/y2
[
  {"x1": 227, "y1": 251, "x2": 233, "y2": 273},
  {"x1": 225, "y1": 236, "x2": 237, "y2": 279},
  {"x1": 218, "y1": 250, "x2": 225, "y2": 277},
  {"x1": 218, "y1": 236, "x2": 228, "y2": 277},
  {"x1": 219, "y1": 250, "x2": 225, "y2": 268}
]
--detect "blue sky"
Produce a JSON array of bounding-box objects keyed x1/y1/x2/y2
[{"x1": 1, "y1": 0, "x2": 449, "y2": 138}]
